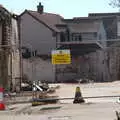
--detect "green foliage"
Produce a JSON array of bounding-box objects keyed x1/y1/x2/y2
[{"x1": 109, "y1": 0, "x2": 120, "y2": 8}]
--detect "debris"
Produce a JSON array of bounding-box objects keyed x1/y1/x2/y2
[
  {"x1": 33, "y1": 82, "x2": 43, "y2": 92},
  {"x1": 9, "y1": 107, "x2": 17, "y2": 110},
  {"x1": 77, "y1": 79, "x2": 94, "y2": 84},
  {"x1": 21, "y1": 82, "x2": 32, "y2": 91},
  {"x1": 32, "y1": 97, "x2": 58, "y2": 103},
  {"x1": 55, "y1": 85, "x2": 60, "y2": 89},
  {"x1": 32, "y1": 80, "x2": 49, "y2": 92},
  {"x1": 32, "y1": 101, "x2": 46, "y2": 106},
  {"x1": 32, "y1": 95, "x2": 59, "y2": 106},
  {"x1": 47, "y1": 87, "x2": 56, "y2": 93},
  {"x1": 20, "y1": 80, "x2": 59, "y2": 93},
  {"x1": 31, "y1": 81, "x2": 59, "y2": 106},
  {"x1": 9, "y1": 92, "x2": 17, "y2": 97},
  {"x1": 41, "y1": 82, "x2": 49, "y2": 91}
]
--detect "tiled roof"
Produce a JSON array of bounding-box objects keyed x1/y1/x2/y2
[{"x1": 25, "y1": 10, "x2": 66, "y2": 32}]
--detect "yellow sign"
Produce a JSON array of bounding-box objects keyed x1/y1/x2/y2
[{"x1": 52, "y1": 50, "x2": 71, "y2": 64}]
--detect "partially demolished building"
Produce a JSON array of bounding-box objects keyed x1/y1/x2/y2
[{"x1": 0, "y1": 5, "x2": 20, "y2": 90}]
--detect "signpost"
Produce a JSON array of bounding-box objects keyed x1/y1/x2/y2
[
  {"x1": 52, "y1": 49, "x2": 71, "y2": 82},
  {"x1": 52, "y1": 50, "x2": 71, "y2": 65}
]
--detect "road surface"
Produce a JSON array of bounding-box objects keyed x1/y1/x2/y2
[{"x1": 1, "y1": 81, "x2": 120, "y2": 120}]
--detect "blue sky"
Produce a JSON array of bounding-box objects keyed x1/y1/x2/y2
[{"x1": 0, "y1": 0, "x2": 119, "y2": 18}]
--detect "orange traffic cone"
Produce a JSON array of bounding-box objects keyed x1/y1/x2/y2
[
  {"x1": 0, "y1": 87, "x2": 5, "y2": 110},
  {"x1": 73, "y1": 86, "x2": 85, "y2": 104}
]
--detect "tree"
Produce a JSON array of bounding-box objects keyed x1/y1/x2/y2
[{"x1": 109, "y1": 0, "x2": 120, "y2": 9}]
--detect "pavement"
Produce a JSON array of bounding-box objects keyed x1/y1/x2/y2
[
  {"x1": 1, "y1": 81, "x2": 120, "y2": 120},
  {"x1": 0, "y1": 103, "x2": 120, "y2": 120}
]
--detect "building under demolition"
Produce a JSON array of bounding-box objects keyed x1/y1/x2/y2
[{"x1": 0, "y1": 5, "x2": 21, "y2": 90}]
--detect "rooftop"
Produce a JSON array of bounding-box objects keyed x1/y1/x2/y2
[
  {"x1": 89, "y1": 12, "x2": 120, "y2": 17},
  {"x1": 22, "y1": 10, "x2": 66, "y2": 32}
]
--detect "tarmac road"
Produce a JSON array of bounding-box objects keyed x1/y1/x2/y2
[
  {"x1": 1, "y1": 81, "x2": 120, "y2": 120},
  {"x1": 0, "y1": 103, "x2": 120, "y2": 120}
]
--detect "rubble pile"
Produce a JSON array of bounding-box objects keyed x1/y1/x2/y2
[{"x1": 4, "y1": 80, "x2": 60, "y2": 105}]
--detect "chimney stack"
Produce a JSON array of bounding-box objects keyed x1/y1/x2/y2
[{"x1": 37, "y1": 2, "x2": 43, "y2": 14}]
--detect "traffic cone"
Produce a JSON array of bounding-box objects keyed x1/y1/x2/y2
[
  {"x1": 0, "y1": 103, "x2": 5, "y2": 110},
  {"x1": 73, "y1": 86, "x2": 85, "y2": 104},
  {"x1": 0, "y1": 87, "x2": 5, "y2": 110}
]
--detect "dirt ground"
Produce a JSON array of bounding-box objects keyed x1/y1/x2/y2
[{"x1": 1, "y1": 81, "x2": 120, "y2": 120}]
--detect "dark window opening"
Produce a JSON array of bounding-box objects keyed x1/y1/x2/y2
[
  {"x1": 94, "y1": 32, "x2": 97, "y2": 38},
  {"x1": 99, "y1": 34, "x2": 102, "y2": 40},
  {"x1": 22, "y1": 47, "x2": 31, "y2": 58},
  {"x1": 22, "y1": 47, "x2": 37, "y2": 59},
  {"x1": 60, "y1": 32, "x2": 66, "y2": 42},
  {"x1": 66, "y1": 28, "x2": 70, "y2": 41},
  {"x1": 79, "y1": 35, "x2": 82, "y2": 41},
  {"x1": 72, "y1": 34, "x2": 82, "y2": 41}
]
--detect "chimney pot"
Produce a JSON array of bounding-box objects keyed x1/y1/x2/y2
[{"x1": 37, "y1": 2, "x2": 43, "y2": 14}]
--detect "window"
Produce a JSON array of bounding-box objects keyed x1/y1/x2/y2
[
  {"x1": 94, "y1": 32, "x2": 97, "y2": 38},
  {"x1": 22, "y1": 47, "x2": 37, "y2": 58},
  {"x1": 72, "y1": 34, "x2": 82, "y2": 41},
  {"x1": 22, "y1": 47, "x2": 31, "y2": 58},
  {"x1": 99, "y1": 34, "x2": 102, "y2": 40},
  {"x1": 78, "y1": 35, "x2": 82, "y2": 41},
  {"x1": 60, "y1": 32, "x2": 66, "y2": 42}
]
